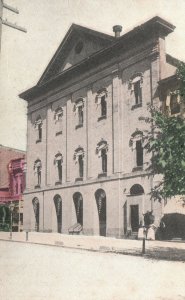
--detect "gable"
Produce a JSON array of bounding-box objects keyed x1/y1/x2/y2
[{"x1": 38, "y1": 24, "x2": 114, "y2": 86}]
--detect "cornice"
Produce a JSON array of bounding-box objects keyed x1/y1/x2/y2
[{"x1": 19, "y1": 16, "x2": 175, "y2": 102}]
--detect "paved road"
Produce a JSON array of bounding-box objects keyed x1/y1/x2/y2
[{"x1": 0, "y1": 241, "x2": 185, "y2": 300}]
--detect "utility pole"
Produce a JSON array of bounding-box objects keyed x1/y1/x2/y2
[{"x1": 0, "y1": 0, "x2": 27, "y2": 51}]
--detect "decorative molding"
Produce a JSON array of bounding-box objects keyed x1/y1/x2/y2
[
  {"x1": 128, "y1": 72, "x2": 143, "y2": 90},
  {"x1": 73, "y1": 97, "x2": 84, "y2": 112},
  {"x1": 73, "y1": 146, "x2": 85, "y2": 162},
  {"x1": 54, "y1": 152, "x2": 63, "y2": 165},
  {"x1": 95, "y1": 88, "x2": 108, "y2": 104},
  {"x1": 54, "y1": 106, "x2": 63, "y2": 121},
  {"x1": 96, "y1": 139, "x2": 108, "y2": 155},
  {"x1": 34, "y1": 115, "x2": 42, "y2": 128}
]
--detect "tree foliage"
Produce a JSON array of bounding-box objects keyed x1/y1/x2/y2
[{"x1": 142, "y1": 62, "x2": 185, "y2": 201}]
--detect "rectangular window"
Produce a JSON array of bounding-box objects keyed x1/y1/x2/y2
[
  {"x1": 38, "y1": 123, "x2": 42, "y2": 141},
  {"x1": 79, "y1": 155, "x2": 83, "y2": 178},
  {"x1": 57, "y1": 160, "x2": 62, "y2": 182},
  {"x1": 136, "y1": 140, "x2": 143, "y2": 167},
  {"x1": 15, "y1": 180, "x2": 18, "y2": 194},
  {"x1": 20, "y1": 213, "x2": 23, "y2": 225},
  {"x1": 134, "y1": 81, "x2": 142, "y2": 105},
  {"x1": 78, "y1": 106, "x2": 83, "y2": 125},
  {"x1": 102, "y1": 149, "x2": 107, "y2": 173},
  {"x1": 170, "y1": 94, "x2": 180, "y2": 115},
  {"x1": 101, "y1": 95, "x2": 107, "y2": 117}
]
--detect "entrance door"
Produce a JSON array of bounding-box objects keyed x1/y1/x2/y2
[{"x1": 130, "y1": 205, "x2": 139, "y2": 232}]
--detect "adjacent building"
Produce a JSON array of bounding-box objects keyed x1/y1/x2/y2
[
  {"x1": 19, "y1": 16, "x2": 181, "y2": 237},
  {"x1": 0, "y1": 145, "x2": 26, "y2": 231}
]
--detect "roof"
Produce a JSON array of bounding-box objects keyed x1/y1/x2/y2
[
  {"x1": 19, "y1": 16, "x2": 176, "y2": 101},
  {"x1": 37, "y1": 23, "x2": 115, "y2": 85},
  {"x1": 0, "y1": 145, "x2": 25, "y2": 189},
  {"x1": 158, "y1": 74, "x2": 178, "y2": 85}
]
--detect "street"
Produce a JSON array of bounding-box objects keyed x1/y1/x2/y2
[{"x1": 0, "y1": 241, "x2": 185, "y2": 300}]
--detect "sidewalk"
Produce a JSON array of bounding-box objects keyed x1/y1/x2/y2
[{"x1": 0, "y1": 231, "x2": 185, "y2": 261}]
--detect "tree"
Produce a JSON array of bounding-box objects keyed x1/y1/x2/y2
[{"x1": 141, "y1": 62, "x2": 185, "y2": 202}]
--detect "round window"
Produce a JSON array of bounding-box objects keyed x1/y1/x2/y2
[{"x1": 75, "y1": 41, "x2": 83, "y2": 54}]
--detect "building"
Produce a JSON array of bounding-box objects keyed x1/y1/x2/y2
[
  {"x1": 19, "y1": 16, "x2": 180, "y2": 238},
  {"x1": 0, "y1": 145, "x2": 26, "y2": 231}
]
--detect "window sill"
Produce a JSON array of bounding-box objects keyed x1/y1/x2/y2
[
  {"x1": 98, "y1": 115, "x2": 107, "y2": 122},
  {"x1": 36, "y1": 139, "x2": 42, "y2": 144},
  {"x1": 131, "y1": 103, "x2": 142, "y2": 110},
  {"x1": 75, "y1": 177, "x2": 83, "y2": 182},
  {"x1": 56, "y1": 131, "x2": 62, "y2": 136},
  {"x1": 34, "y1": 184, "x2": 41, "y2": 189},
  {"x1": 132, "y1": 166, "x2": 143, "y2": 172},
  {"x1": 75, "y1": 124, "x2": 83, "y2": 130},
  {"x1": 98, "y1": 172, "x2": 107, "y2": 178},
  {"x1": 55, "y1": 181, "x2": 62, "y2": 186}
]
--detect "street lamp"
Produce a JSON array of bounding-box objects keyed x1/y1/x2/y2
[{"x1": 9, "y1": 202, "x2": 14, "y2": 239}]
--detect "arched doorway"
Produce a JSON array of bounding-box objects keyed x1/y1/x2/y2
[
  {"x1": 32, "y1": 197, "x2": 39, "y2": 232},
  {"x1": 129, "y1": 184, "x2": 144, "y2": 232},
  {"x1": 53, "y1": 195, "x2": 62, "y2": 233},
  {"x1": 73, "y1": 192, "x2": 83, "y2": 226},
  {"x1": 95, "y1": 189, "x2": 106, "y2": 236}
]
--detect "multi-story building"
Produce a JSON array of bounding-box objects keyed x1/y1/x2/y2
[
  {"x1": 19, "y1": 16, "x2": 181, "y2": 238},
  {"x1": 0, "y1": 145, "x2": 26, "y2": 231}
]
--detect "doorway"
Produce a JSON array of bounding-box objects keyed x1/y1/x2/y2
[
  {"x1": 130, "y1": 205, "x2": 139, "y2": 232},
  {"x1": 95, "y1": 189, "x2": 106, "y2": 236}
]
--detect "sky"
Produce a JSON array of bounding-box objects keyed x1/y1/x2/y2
[{"x1": 0, "y1": 0, "x2": 185, "y2": 151}]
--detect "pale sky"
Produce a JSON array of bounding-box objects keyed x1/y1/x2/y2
[{"x1": 0, "y1": 0, "x2": 185, "y2": 151}]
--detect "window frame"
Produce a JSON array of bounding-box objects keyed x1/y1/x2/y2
[
  {"x1": 96, "y1": 139, "x2": 108, "y2": 177},
  {"x1": 130, "y1": 131, "x2": 144, "y2": 172},
  {"x1": 73, "y1": 146, "x2": 85, "y2": 181},
  {"x1": 96, "y1": 88, "x2": 108, "y2": 121},
  {"x1": 166, "y1": 91, "x2": 181, "y2": 116},
  {"x1": 54, "y1": 153, "x2": 63, "y2": 185},
  {"x1": 34, "y1": 159, "x2": 42, "y2": 188},
  {"x1": 35, "y1": 116, "x2": 43, "y2": 143},
  {"x1": 74, "y1": 98, "x2": 84, "y2": 129},
  {"x1": 54, "y1": 106, "x2": 63, "y2": 135},
  {"x1": 129, "y1": 73, "x2": 143, "y2": 110}
]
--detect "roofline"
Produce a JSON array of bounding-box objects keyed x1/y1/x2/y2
[
  {"x1": 37, "y1": 23, "x2": 115, "y2": 85},
  {"x1": 166, "y1": 53, "x2": 183, "y2": 67},
  {"x1": 19, "y1": 16, "x2": 176, "y2": 101},
  {"x1": 158, "y1": 74, "x2": 178, "y2": 85},
  {"x1": 0, "y1": 144, "x2": 26, "y2": 153}
]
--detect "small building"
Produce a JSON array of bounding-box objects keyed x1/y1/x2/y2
[{"x1": 19, "y1": 16, "x2": 180, "y2": 238}]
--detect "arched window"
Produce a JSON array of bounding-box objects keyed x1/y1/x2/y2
[
  {"x1": 129, "y1": 73, "x2": 143, "y2": 109},
  {"x1": 73, "y1": 192, "x2": 83, "y2": 226},
  {"x1": 96, "y1": 139, "x2": 108, "y2": 177},
  {"x1": 34, "y1": 159, "x2": 42, "y2": 188},
  {"x1": 53, "y1": 195, "x2": 62, "y2": 233},
  {"x1": 95, "y1": 189, "x2": 106, "y2": 236},
  {"x1": 130, "y1": 184, "x2": 144, "y2": 195},
  {"x1": 73, "y1": 98, "x2": 84, "y2": 129},
  {"x1": 32, "y1": 197, "x2": 39, "y2": 232},
  {"x1": 54, "y1": 106, "x2": 63, "y2": 135},
  {"x1": 74, "y1": 146, "x2": 84, "y2": 181},
  {"x1": 54, "y1": 152, "x2": 63, "y2": 184},
  {"x1": 35, "y1": 115, "x2": 42, "y2": 143},
  {"x1": 95, "y1": 88, "x2": 108, "y2": 120},
  {"x1": 130, "y1": 131, "x2": 144, "y2": 170}
]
